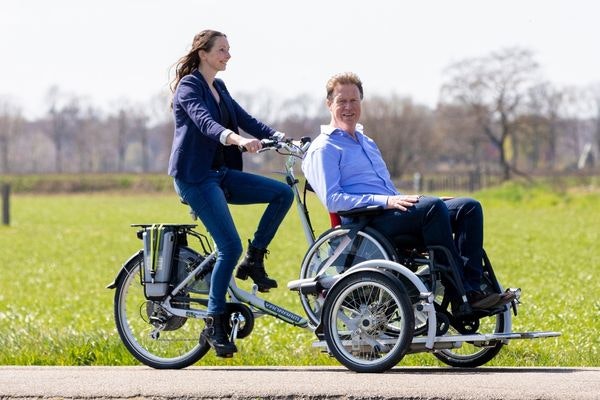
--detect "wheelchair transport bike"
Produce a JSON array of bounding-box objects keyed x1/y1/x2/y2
[{"x1": 108, "y1": 135, "x2": 560, "y2": 373}]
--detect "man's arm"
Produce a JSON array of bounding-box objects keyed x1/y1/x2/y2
[{"x1": 302, "y1": 144, "x2": 388, "y2": 212}]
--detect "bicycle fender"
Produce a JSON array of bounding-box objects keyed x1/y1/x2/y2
[
  {"x1": 106, "y1": 250, "x2": 143, "y2": 289},
  {"x1": 328, "y1": 266, "x2": 407, "y2": 295},
  {"x1": 344, "y1": 259, "x2": 430, "y2": 295}
]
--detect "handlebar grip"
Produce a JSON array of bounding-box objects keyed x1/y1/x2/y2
[{"x1": 238, "y1": 138, "x2": 278, "y2": 153}]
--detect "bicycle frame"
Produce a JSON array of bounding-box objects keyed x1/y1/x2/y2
[
  {"x1": 278, "y1": 138, "x2": 316, "y2": 246},
  {"x1": 159, "y1": 245, "x2": 310, "y2": 329},
  {"x1": 158, "y1": 136, "x2": 316, "y2": 329}
]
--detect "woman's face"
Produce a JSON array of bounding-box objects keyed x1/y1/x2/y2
[
  {"x1": 327, "y1": 83, "x2": 362, "y2": 134},
  {"x1": 200, "y1": 35, "x2": 231, "y2": 73}
]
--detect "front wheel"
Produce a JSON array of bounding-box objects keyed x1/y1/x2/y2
[
  {"x1": 321, "y1": 270, "x2": 414, "y2": 373},
  {"x1": 114, "y1": 251, "x2": 210, "y2": 369}
]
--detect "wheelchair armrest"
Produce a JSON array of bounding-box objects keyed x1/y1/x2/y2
[{"x1": 337, "y1": 205, "x2": 384, "y2": 218}]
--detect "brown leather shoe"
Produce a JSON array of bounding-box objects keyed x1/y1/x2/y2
[
  {"x1": 468, "y1": 291, "x2": 501, "y2": 309},
  {"x1": 494, "y1": 291, "x2": 517, "y2": 307}
]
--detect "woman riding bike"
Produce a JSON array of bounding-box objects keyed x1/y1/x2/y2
[{"x1": 168, "y1": 29, "x2": 293, "y2": 358}]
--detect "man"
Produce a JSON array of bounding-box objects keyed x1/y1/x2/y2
[{"x1": 302, "y1": 71, "x2": 511, "y2": 312}]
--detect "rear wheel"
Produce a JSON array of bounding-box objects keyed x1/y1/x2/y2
[
  {"x1": 321, "y1": 270, "x2": 414, "y2": 373},
  {"x1": 114, "y1": 251, "x2": 210, "y2": 369}
]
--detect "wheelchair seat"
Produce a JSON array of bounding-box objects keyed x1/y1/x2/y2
[{"x1": 330, "y1": 206, "x2": 426, "y2": 251}]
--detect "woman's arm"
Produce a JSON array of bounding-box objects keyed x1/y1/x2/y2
[
  {"x1": 175, "y1": 78, "x2": 226, "y2": 142},
  {"x1": 217, "y1": 79, "x2": 275, "y2": 140}
]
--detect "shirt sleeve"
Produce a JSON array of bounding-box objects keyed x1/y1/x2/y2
[
  {"x1": 219, "y1": 129, "x2": 234, "y2": 145},
  {"x1": 302, "y1": 141, "x2": 388, "y2": 212}
]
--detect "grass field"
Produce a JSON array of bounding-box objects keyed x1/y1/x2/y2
[{"x1": 0, "y1": 183, "x2": 598, "y2": 367}]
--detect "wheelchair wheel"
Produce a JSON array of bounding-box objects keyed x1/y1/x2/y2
[
  {"x1": 299, "y1": 227, "x2": 395, "y2": 326},
  {"x1": 432, "y1": 277, "x2": 509, "y2": 368},
  {"x1": 321, "y1": 270, "x2": 414, "y2": 373},
  {"x1": 114, "y1": 250, "x2": 210, "y2": 369}
]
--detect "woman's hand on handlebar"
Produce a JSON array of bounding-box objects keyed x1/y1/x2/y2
[
  {"x1": 224, "y1": 131, "x2": 264, "y2": 153},
  {"x1": 228, "y1": 131, "x2": 296, "y2": 153},
  {"x1": 238, "y1": 137, "x2": 263, "y2": 153}
]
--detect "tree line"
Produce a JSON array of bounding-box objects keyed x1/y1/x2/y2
[{"x1": 1, "y1": 47, "x2": 598, "y2": 183}]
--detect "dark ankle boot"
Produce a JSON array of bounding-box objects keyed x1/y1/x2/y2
[
  {"x1": 201, "y1": 314, "x2": 237, "y2": 358},
  {"x1": 235, "y1": 240, "x2": 278, "y2": 292}
]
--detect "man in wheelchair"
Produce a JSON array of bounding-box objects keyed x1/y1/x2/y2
[{"x1": 301, "y1": 72, "x2": 514, "y2": 317}]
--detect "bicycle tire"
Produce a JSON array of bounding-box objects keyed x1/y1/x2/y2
[
  {"x1": 114, "y1": 250, "x2": 210, "y2": 369},
  {"x1": 321, "y1": 270, "x2": 414, "y2": 373}
]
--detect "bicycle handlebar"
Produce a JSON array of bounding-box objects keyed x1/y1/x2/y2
[{"x1": 238, "y1": 135, "x2": 311, "y2": 156}]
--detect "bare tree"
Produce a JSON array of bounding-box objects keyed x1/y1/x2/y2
[
  {"x1": 234, "y1": 90, "x2": 278, "y2": 126},
  {"x1": 115, "y1": 108, "x2": 129, "y2": 172},
  {"x1": 46, "y1": 88, "x2": 65, "y2": 173},
  {"x1": 556, "y1": 86, "x2": 598, "y2": 170},
  {"x1": 591, "y1": 83, "x2": 600, "y2": 169},
  {"x1": 361, "y1": 95, "x2": 435, "y2": 178},
  {"x1": 45, "y1": 87, "x2": 87, "y2": 173},
  {"x1": 73, "y1": 106, "x2": 103, "y2": 172},
  {"x1": 520, "y1": 82, "x2": 565, "y2": 171},
  {"x1": 440, "y1": 47, "x2": 540, "y2": 180},
  {"x1": 132, "y1": 111, "x2": 150, "y2": 172},
  {"x1": 0, "y1": 98, "x2": 23, "y2": 173}
]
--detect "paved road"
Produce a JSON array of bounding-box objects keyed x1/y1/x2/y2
[{"x1": 1, "y1": 366, "x2": 599, "y2": 399}]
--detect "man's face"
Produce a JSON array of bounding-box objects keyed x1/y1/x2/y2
[{"x1": 327, "y1": 83, "x2": 361, "y2": 133}]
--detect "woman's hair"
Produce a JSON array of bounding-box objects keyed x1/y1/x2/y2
[
  {"x1": 170, "y1": 29, "x2": 226, "y2": 93},
  {"x1": 325, "y1": 72, "x2": 364, "y2": 101}
]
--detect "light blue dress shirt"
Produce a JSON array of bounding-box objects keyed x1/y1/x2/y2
[{"x1": 302, "y1": 124, "x2": 399, "y2": 212}]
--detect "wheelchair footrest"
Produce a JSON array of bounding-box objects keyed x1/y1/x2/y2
[
  {"x1": 312, "y1": 331, "x2": 561, "y2": 351},
  {"x1": 410, "y1": 330, "x2": 561, "y2": 346}
]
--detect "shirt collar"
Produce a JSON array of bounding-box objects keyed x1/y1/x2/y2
[{"x1": 320, "y1": 123, "x2": 364, "y2": 136}]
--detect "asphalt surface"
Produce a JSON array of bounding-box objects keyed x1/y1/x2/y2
[{"x1": 1, "y1": 366, "x2": 599, "y2": 400}]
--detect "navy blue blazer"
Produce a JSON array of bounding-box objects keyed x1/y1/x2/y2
[{"x1": 168, "y1": 70, "x2": 276, "y2": 182}]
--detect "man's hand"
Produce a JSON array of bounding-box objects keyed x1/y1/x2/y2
[{"x1": 386, "y1": 195, "x2": 421, "y2": 211}]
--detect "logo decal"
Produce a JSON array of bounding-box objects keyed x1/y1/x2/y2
[{"x1": 264, "y1": 301, "x2": 303, "y2": 324}]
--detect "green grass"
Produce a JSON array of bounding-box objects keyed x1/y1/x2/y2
[{"x1": 0, "y1": 184, "x2": 598, "y2": 367}]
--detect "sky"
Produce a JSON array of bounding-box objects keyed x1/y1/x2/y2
[{"x1": 1, "y1": 0, "x2": 599, "y2": 119}]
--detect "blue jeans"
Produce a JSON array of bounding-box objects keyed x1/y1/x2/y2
[
  {"x1": 368, "y1": 196, "x2": 484, "y2": 293},
  {"x1": 174, "y1": 167, "x2": 293, "y2": 314}
]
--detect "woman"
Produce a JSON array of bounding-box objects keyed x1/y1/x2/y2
[{"x1": 168, "y1": 30, "x2": 293, "y2": 358}]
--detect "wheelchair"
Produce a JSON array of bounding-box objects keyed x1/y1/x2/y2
[{"x1": 291, "y1": 203, "x2": 521, "y2": 368}]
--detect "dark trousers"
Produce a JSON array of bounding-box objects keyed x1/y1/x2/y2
[{"x1": 368, "y1": 196, "x2": 484, "y2": 293}]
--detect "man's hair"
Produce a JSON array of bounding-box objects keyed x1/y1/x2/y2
[{"x1": 325, "y1": 72, "x2": 364, "y2": 101}]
